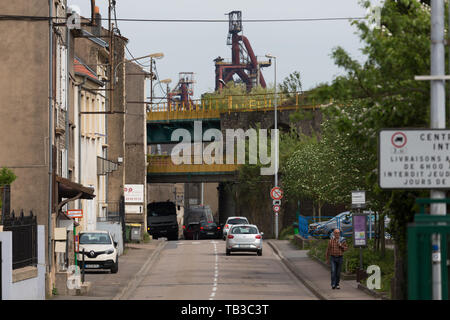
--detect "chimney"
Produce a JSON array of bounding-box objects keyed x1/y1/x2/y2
[{"x1": 93, "y1": 6, "x2": 102, "y2": 37}]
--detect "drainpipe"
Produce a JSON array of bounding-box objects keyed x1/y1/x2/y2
[
  {"x1": 77, "y1": 77, "x2": 87, "y2": 210},
  {"x1": 65, "y1": 23, "x2": 70, "y2": 179},
  {"x1": 48, "y1": 0, "x2": 54, "y2": 272}
]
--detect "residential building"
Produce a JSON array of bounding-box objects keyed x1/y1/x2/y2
[{"x1": 0, "y1": 0, "x2": 96, "y2": 296}]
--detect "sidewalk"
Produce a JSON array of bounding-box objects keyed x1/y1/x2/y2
[
  {"x1": 50, "y1": 239, "x2": 165, "y2": 300},
  {"x1": 267, "y1": 240, "x2": 379, "y2": 300}
]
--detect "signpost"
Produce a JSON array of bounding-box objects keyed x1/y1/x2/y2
[
  {"x1": 270, "y1": 187, "x2": 283, "y2": 239},
  {"x1": 353, "y1": 213, "x2": 368, "y2": 282}
]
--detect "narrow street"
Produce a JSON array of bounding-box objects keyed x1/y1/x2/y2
[{"x1": 126, "y1": 240, "x2": 317, "y2": 300}]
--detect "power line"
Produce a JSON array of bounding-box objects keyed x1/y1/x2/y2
[{"x1": 0, "y1": 14, "x2": 367, "y2": 23}]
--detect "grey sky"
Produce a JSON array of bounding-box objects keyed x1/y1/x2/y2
[{"x1": 68, "y1": 0, "x2": 382, "y2": 99}]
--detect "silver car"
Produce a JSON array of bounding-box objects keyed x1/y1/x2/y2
[
  {"x1": 222, "y1": 216, "x2": 249, "y2": 240},
  {"x1": 225, "y1": 224, "x2": 263, "y2": 256}
]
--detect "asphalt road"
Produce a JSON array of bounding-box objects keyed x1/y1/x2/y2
[{"x1": 126, "y1": 239, "x2": 317, "y2": 300}]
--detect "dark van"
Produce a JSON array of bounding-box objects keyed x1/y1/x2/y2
[
  {"x1": 147, "y1": 201, "x2": 179, "y2": 241},
  {"x1": 183, "y1": 205, "x2": 218, "y2": 240}
]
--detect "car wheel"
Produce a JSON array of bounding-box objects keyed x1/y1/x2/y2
[
  {"x1": 226, "y1": 249, "x2": 231, "y2": 256},
  {"x1": 111, "y1": 257, "x2": 119, "y2": 274},
  {"x1": 257, "y1": 249, "x2": 262, "y2": 256}
]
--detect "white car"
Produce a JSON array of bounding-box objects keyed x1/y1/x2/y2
[
  {"x1": 77, "y1": 231, "x2": 119, "y2": 273},
  {"x1": 226, "y1": 224, "x2": 263, "y2": 256},
  {"x1": 222, "y1": 216, "x2": 249, "y2": 240}
]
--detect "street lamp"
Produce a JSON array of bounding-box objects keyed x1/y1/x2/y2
[
  {"x1": 114, "y1": 52, "x2": 164, "y2": 84},
  {"x1": 148, "y1": 53, "x2": 165, "y2": 112},
  {"x1": 266, "y1": 53, "x2": 279, "y2": 239},
  {"x1": 149, "y1": 78, "x2": 172, "y2": 112}
]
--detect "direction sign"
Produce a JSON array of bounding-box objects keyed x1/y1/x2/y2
[
  {"x1": 67, "y1": 209, "x2": 83, "y2": 219},
  {"x1": 270, "y1": 187, "x2": 283, "y2": 200},
  {"x1": 273, "y1": 205, "x2": 281, "y2": 213},
  {"x1": 379, "y1": 129, "x2": 450, "y2": 189}
]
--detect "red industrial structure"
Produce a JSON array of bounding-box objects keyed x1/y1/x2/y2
[
  {"x1": 167, "y1": 72, "x2": 195, "y2": 110},
  {"x1": 214, "y1": 11, "x2": 271, "y2": 92}
]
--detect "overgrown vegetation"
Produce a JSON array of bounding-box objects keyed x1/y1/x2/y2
[{"x1": 304, "y1": 238, "x2": 394, "y2": 296}]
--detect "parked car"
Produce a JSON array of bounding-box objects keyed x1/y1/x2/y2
[
  {"x1": 308, "y1": 211, "x2": 353, "y2": 238},
  {"x1": 199, "y1": 221, "x2": 221, "y2": 239},
  {"x1": 77, "y1": 230, "x2": 119, "y2": 273},
  {"x1": 225, "y1": 224, "x2": 263, "y2": 256},
  {"x1": 308, "y1": 211, "x2": 390, "y2": 238},
  {"x1": 222, "y1": 216, "x2": 249, "y2": 240}
]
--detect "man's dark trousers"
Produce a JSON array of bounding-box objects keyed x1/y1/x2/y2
[{"x1": 330, "y1": 255, "x2": 343, "y2": 287}]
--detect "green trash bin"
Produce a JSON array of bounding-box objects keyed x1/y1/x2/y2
[{"x1": 125, "y1": 224, "x2": 132, "y2": 242}]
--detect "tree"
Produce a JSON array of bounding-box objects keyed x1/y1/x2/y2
[
  {"x1": 0, "y1": 167, "x2": 16, "y2": 186},
  {"x1": 0, "y1": 167, "x2": 17, "y2": 209},
  {"x1": 305, "y1": 0, "x2": 433, "y2": 299}
]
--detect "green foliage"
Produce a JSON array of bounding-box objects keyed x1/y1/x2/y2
[
  {"x1": 0, "y1": 167, "x2": 17, "y2": 186},
  {"x1": 281, "y1": 1, "x2": 436, "y2": 298},
  {"x1": 279, "y1": 225, "x2": 295, "y2": 240},
  {"x1": 201, "y1": 82, "x2": 275, "y2": 110},
  {"x1": 306, "y1": 238, "x2": 394, "y2": 294}
]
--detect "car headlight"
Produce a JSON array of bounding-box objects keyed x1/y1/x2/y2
[{"x1": 105, "y1": 249, "x2": 114, "y2": 255}]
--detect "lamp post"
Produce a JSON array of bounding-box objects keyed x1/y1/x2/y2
[
  {"x1": 266, "y1": 54, "x2": 279, "y2": 239},
  {"x1": 147, "y1": 53, "x2": 164, "y2": 112},
  {"x1": 114, "y1": 52, "x2": 164, "y2": 84},
  {"x1": 150, "y1": 78, "x2": 172, "y2": 111}
]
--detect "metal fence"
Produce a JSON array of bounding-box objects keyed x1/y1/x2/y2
[
  {"x1": 2, "y1": 210, "x2": 37, "y2": 270},
  {"x1": 298, "y1": 213, "x2": 384, "y2": 240},
  {"x1": 96, "y1": 197, "x2": 126, "y2": 245}
]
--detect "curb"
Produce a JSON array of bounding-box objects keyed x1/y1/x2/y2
[
  {"x1": 357, "y1": 283, "x2": 389, "y2": 300},
  {"x1": 267, "y1": 240, "x2": 327, "y2": 300},
  {"x1": 113, "y1": 240, "x2": 167, "y2": 300}
]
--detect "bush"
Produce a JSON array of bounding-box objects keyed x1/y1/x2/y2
[{"x1": 279, "y1": 225, "x2": 295, "y2": 240}]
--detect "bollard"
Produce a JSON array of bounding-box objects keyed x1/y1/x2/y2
[{"x1": 82, "y1": 248, "x2": 85, "y2": 283}]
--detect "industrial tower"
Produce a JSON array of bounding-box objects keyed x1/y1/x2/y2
[
  {"x1": 167, "y1": 72, "x2": 195, "y2": 109},
  {"x1": 214, "y1": 11, "x2": 271, "y2": 92}
]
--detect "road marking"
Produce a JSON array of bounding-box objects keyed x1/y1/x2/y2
[{"x1": 210, "y1": 241, "x2": 219, "y2": 300}]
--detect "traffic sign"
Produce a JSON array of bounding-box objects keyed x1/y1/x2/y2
[
  {"x1": 270, "y1": 187, "x2": 283, "y2": 200},
  {"x1": 379, "y1": 129, "x2": 450, "y2": 189},
  {"x1": 67, "y1": 209, "x2": 83, "y2": 219},
  {"x1": 273, "y1": 199, "x2": 281, "y2": 206},
  {"x1": 273, "y1": 205, "x2": 281, "y2": 213}
]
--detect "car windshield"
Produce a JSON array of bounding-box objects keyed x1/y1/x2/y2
[
  {"x1": 147, "y1": 202, "x2": 176, "y2": 217},
  {"x1": 201, "y1": 221, "x2": 216, "y2": 227},
  {"x1": 228, "y1": 218, "x2": 248, "y2": 225},
  {"x1": 231, "y1": 226, "x2": 258, "y2": 234},
  {"x1": 79, "y1": 233, "x2": 111, "y2": 245}
]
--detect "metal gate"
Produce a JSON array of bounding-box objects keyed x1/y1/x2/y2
[{"x1": 408, "y1": 199, "x2": 450, "y2": 300}]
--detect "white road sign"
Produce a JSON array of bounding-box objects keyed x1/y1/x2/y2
[
  {"x1": 379, "y1": 129, "x2": 450, "y2": 189},
  {"x1": 352, "y1": 191, "x2": 366, "y2": 205},
  {"x1": 124, "y1": 184, "x2": 144, "y2": 203}
]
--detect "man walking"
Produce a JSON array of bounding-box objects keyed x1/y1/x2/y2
[{"x1": 326, "y1": 229, "x2": 348, "y2": 289}]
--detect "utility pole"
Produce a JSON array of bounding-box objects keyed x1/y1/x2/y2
[{"x1": 430, "y1": 0, "x2": 446, "y2": 300}]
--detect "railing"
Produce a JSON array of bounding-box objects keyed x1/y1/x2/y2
[
  {"x1": 298, "y1": 214, "x2": 387, "y2": 240},
  {"x1": 148, "y1": 154, "x2": 239, "y2": 174},
  {"x1": 97, "y1": 200, "x2": 124, "y2": 223},
  {"x1": 147, "y1": 92, "x2": 327, "y2": 121},
  {"x1": 2, "y1": 210, "x2": 37, "y2": 270}
]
